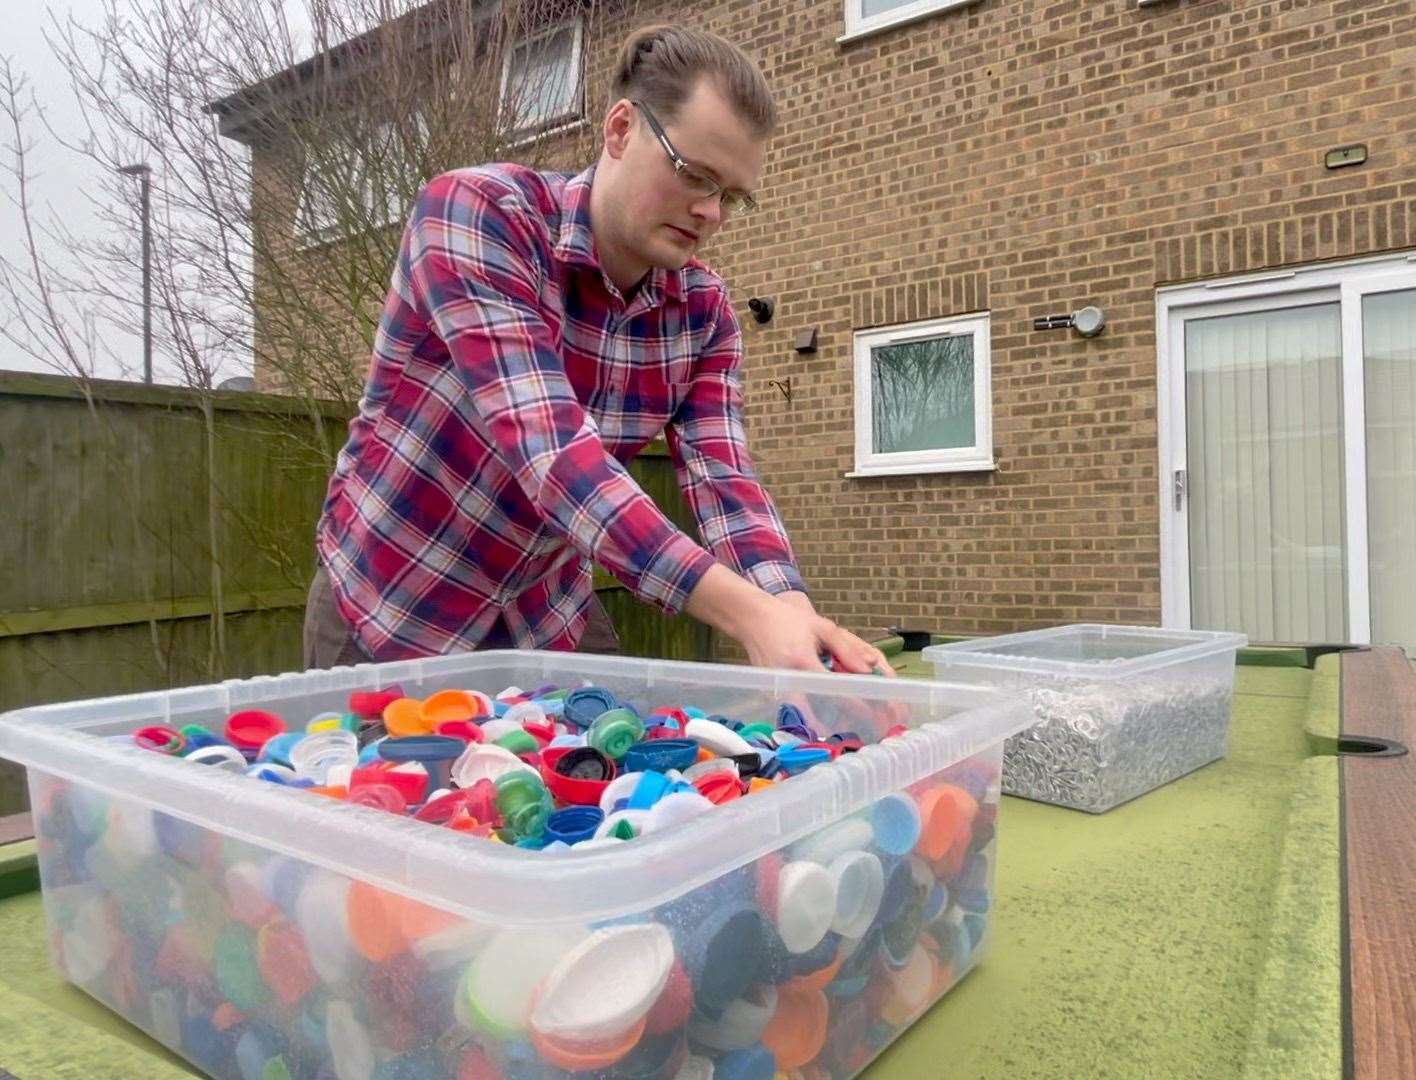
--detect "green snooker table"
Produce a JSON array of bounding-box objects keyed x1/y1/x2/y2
[{"x1": 0, "y1": 643, "x2": 1412, "y2": 1079}]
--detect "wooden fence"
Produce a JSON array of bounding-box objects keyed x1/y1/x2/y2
[{"x1": 0, "y1": 370, "x2": 709, "y2": 816}]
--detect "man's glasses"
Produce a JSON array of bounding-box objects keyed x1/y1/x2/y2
[{"x1": 631, "y1": 100, "x2": 759, "y2": 217}]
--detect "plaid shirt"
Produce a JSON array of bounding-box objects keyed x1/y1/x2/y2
[{"x1": 316, "y1": 163, "x2": 805, "y2": 659}]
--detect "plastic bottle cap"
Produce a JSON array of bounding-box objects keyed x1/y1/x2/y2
[
  {"x1": 684, "y1": 757, "x2": 738, "y2": 782},
  {"x1": 828, "y1": 850, "x2": 885, "y2": 939},
  {"x1": 351, "y1": 764, "x2": 427, "y2": 807},
  {"x1": 622, "y1": 738, "x2": 700, "y2": 774},
  {"x1": 588, "y1": 708, "x2": 647, "y2": 761},
  {"x1": 451, "y1": 743, "x2": 535, "y2": 789},
  {"x1": 915, "y1": 783, "x2": 979, "y2": 861},
  {"x1": 761, "y1": 984, "x2": 829, "y2": 1070},
  {"x1": 348, "y1": 686, "x2": 403, "y2": 719},
  {"x1": 494, "y1": 728, "x2": 540, "y2": 756},
  {"x1": 692, "y1": 770, "x2": 743, "y2": 805},
  {"x1": 462, "y1": 926, "x2": 587, "y2": 1036},
  {"x1": 435, "y1": 720, "x2": 484, "y2": 743},
  {"x1": 289, "y1": 730, "x2": 359, "y2": 784},
  {"x1": 627, "y1": 770, "x2": 673, "y2": 810},
  {"x1": 257, "y1": 918, "x2": 318, "y2": 1005},
  {"x1": 543, "y1": 805, "x2": 604, "y2": 845},
  {"x1": 872, "y1": 793, "x2": 923, "y2": 856},
  {"x1": 642, "y1": 790, "x2": 715, "y2": 835},
  {"x1": 382, "y1": 697, "x2": 431, "y2": 737},
  {"x1": 422, "y1": 689, "x2": 492, "y2": 727},
  {"x1": 597, "y1": 769, "x2": 644, "y2": 814},
  {"x1": 774, "y1": 860, "x2": 838, "y2": 954},
  {"x1": 257, "y1": 731, "x2": 305, "y2": 768},
  {"x1": 776, "y1": 746, "x2": 832, "y2": 775},
  {"x1": 295, "y1": 873, "x2": 355, "y2": 985},
  {"x1": 530, "y1": 1016, "x2": 646, "y2": 1073},
  {"x1": 681, "y1": 903, "x2": 765, "y2": 1012},
  {"x1": 562, "y1": 687, "x2": 619, "y2": 731},
  {"x1": 346, "y1": 782, "x2": 407, "y2": 814},
  {"x1": 185, "y1": 745, "x2": 249, "y2": 771},
  {"x1": 541, "y1": 746, "x2": 616, "y2": 807},
  {"x1": 594, "y1": 808, "x2": 650, "y2": 840},
  {"x1": 306, "y1": 711, "x2": 346, "y2": 734},
  {"x1": 225, "y1": 710, "x2": 286, "y2": 752},
  {"x1": 502, "y1": 700, "x2": 547, "y2": 729},
  {"x1": 478, "y1": 718, "x2": 520, "y2": 742},
  {"x1": 414, "y1": 780, "x2": 499, "y2": 827},
  {"x1": 326, "y1": 999, "x2": 373, "y2": 1080},
  {"x1": 684, "y1": 717, "x2": 754, "y2": 758},
  {"x1": 687, "y1": 984, "x2": 778, "y2": 1051},
  {"x1": 529, "y1": 923, "x2": 675, "y2": 1043}
]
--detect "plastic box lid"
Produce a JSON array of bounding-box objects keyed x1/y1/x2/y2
[
  {"x1": 922, "y1": 624, "x2": 1248, "y2": 680},
  {"x1": 0, "y1": 650, "x2": 1032, "y2": 927}
]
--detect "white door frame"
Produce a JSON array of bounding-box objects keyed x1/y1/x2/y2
[{"x1": 1156, "y1": 248, "x2": 1416, "y2": 642}]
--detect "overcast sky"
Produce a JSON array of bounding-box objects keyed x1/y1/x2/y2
[{"x1": 1, "y1": 1, "x2": 313, "y2": 385}]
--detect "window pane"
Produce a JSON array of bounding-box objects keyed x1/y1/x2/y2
[
  {"x1": 507, "y1": 27, "x2": 577, "y2": 130},
  {"x1": 1363, "y1": 287, "x2": 1416, "y2": 651},
  {"x1": 861, "y1": 0, "x2": 919, "y2": 15},
  {"x1": 871, "y1": 334, "x2": 976, "y2": 454},
  {"x1": 1184, "y1": 303, "x2": 1346, "y2": 641}
]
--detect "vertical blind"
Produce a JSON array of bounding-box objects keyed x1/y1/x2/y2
[
  {"x1": 1363, "y1": 288, "x2": 1416, "y2": 650},
  {"x1": 1185, "y1": 303, "x2": 1347, "y2": 641}
]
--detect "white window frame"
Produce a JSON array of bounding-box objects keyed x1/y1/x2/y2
[
  {"x1": 1155, "y1": 248, "x2": 1416, "y2": 641},
  {"x1": 849, "y1": 311, "x2": 994, "y2": 478},
  {"x1": 839, "y1": 0, "x2": 985, "y2": 44},
  {"x1": 499, "y1": 17, "x2": 584, "y2": 141}
]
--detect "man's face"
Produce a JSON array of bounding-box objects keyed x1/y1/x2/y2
[{"x1": 600, "y1": 78, "x2": 766, "y2": 277}]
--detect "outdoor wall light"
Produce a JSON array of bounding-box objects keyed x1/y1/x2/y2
[
  {"x1": 1032, "y1": 305, "x2": 1107, "y2": 338},
  {"x1": 747, "y1": 296, "x2": 775, "y2": 324}
]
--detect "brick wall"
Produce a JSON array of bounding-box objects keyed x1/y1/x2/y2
[
  {"x1": 590, "y1": 0, "x2": 1415, "y2": 641},
  {"x1": 251, "y1": 0, "x2": 1416, "y2": 643}
]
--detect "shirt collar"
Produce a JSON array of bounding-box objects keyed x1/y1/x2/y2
[{"x1": 554, "y1": 164, "x2": 686, "y2": 305}]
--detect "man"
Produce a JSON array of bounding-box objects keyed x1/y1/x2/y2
[{"x1": 304, "y1": 24, "x2": 892, "y2": 676}]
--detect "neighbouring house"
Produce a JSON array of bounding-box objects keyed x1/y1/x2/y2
[{"x1": 211, "y1": 0, "x2": 1416, "y2": 653}]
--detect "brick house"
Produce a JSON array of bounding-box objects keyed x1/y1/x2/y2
[{"x1": 213, "y1": 0, "x2": 1416, "y2": 653}]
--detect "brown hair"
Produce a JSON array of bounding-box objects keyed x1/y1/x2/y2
[{"x1": 610, "y1": 24, "x2": 777, "y2": 138}]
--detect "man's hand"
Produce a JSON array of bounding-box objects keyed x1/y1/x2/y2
[{"x1": 685, "y1": 566, "x2": 896, "y2": 675}]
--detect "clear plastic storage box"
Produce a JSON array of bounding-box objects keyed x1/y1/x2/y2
[
  {"x1": 922, "y1": 625, "x2": 1247, "y2": 814},
  {"x1": 0, "y1": 650, "x2": 1034, "y2": 1080}
]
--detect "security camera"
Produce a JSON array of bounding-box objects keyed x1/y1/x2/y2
[{"x1": 747, "y1": 297, "x2": 775, "y2": 324}]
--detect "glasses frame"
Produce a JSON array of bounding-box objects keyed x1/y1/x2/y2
[{"x1": 630, "y1": 99, "x2": 759, "y2": 216}]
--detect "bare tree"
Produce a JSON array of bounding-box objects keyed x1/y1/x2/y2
[
  {"x1": 0, "y1": 0, "x2": 624, "y2": 684},
  {"x1": 2, "y1": 0, "x2": 622, "y2": 403}
]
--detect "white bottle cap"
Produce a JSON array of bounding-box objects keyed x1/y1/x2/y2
[
  {"x1": 775, "y1": 860, "x2": 838, "y2": 954},
  {"x1": 530, "y1": 923, "x2": 675, "y2": 1043}
]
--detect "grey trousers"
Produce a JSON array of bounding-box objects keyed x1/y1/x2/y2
[{"x1": 302, "y1": 565, "x2": 621, "y2": 670}]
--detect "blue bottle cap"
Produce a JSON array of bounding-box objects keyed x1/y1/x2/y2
[
  {"x1": 543, "y1": 806, "x2": 604, "y2": 846},
  {"x1": 626, "y1": 770, "x2": 672, "y2": 810},
  {"x1": 258, "y1": 732, "x2": 305, "y2": 768},
  {"x1": 681, "y1": 902, "x2": 765, "y2": 1011},
  {"x1": 682, "y1": 706, "x2": 707, "y2": 720},
  {"x1": 713, "y1": 1044, "x2": 777, "y2": 1080},
  {"x1": 871, "y1": 793, "x2": 922, "y2": 856},
  {"x1": 563, "y1": 687, "x2": 619, "y2": 731},
  {"x1": 776, "y1": 747, "x2": 832, "y2": 775},
  {"x1": 622, "y1": 738, "x2": 699, "y2": 774},
  {"x1": 876, "y1": 857, "x2": 914, "y2": 926}
]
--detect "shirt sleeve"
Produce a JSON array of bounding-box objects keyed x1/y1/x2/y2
[
  {"x1": 403, "y1": 172, "x2": 716, "y2": 614},
  {"x1": 665, "y1": 288, "x2": 808, "y2": 598}
]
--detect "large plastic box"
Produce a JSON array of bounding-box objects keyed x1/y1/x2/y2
[
  {"x1": 0, "y1": 650, "x2": 1033, "y2": 1080},
  {"x1": 922, "y1": 625, "x2": 1247, "y2": 814}
]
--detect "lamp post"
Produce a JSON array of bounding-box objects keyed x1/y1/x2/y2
[{"x1": 118, "y1": 163, "x2": 152, "y2": 384}]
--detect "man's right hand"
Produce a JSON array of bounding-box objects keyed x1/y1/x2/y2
[{"x1": 685, "y1": 563, "x2": 894, "y2": 675}]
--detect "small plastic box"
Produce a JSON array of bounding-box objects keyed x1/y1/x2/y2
[
  {"x1": 923, "y1": 624, "x2": 1247, "y2": 814},
  {"x1": 0, "y1": 649, "x2": 1033, "y2": 1079}
]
